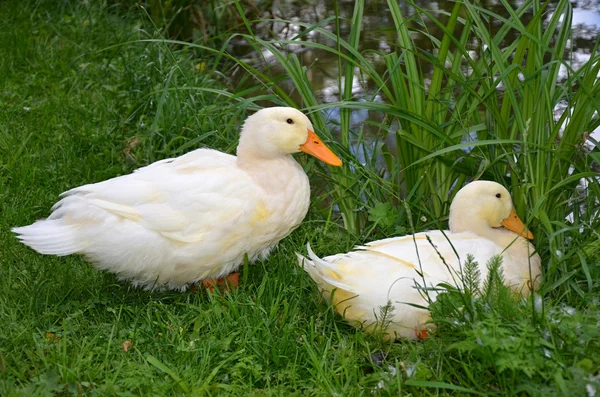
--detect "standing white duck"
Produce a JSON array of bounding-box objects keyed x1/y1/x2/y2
[
  {"x1": 297, "y1": 181, "x2": 541, "y2": 340},
  {"x1": 14, "y1": 107, "x2": 342, "y2": 291}
]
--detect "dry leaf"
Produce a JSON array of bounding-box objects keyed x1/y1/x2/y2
[
  {"x1": 123, "y1": 137, "x2": 142, "y2": 164},
  {"x1": 195, "y1": 61, "x2": 207, "y2": 72},
  {"x1": 44, "y1": 332, "x2": 61, "y2": 343},
  {"x1": 122, "y1": 340, "x2": 133, "y2": 352}
]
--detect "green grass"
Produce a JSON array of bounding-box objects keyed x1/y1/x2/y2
[
  {"x1": 214, "y1": 0, "x2": 600, "y2": 295},
  {"x1": 1, "y1": 0, "x2": 600, "y2": 396},
  {"x1": 220, "y1": 0, "x2": 600, "y2": 295}
]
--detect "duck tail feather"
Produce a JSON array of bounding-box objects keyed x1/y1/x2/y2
[
  {"x1": 12, "y1": 219, "x2": 84, "y2": 256},
  {"x1": 299, "y1": 243, "x2": 356, "y2": 292}
]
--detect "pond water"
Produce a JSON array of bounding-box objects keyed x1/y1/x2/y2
[{"x1": 229, "y1": 0, "x2": 600, "y2": 147}]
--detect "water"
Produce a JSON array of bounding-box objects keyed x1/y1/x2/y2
[{"x1": 229, "y1": 0, "x2": 600, "y2": 145}]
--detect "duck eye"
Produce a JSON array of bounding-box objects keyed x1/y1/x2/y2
[
  {"x1": 286, "y1": 118, "x2": 294, "y2": 124},
  {"x1": 495, "y1": 193, "x2": 502, "y2": 198}
]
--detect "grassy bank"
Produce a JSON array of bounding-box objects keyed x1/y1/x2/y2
[{"x1": 1, "y1": 0, "x2": 599, "y2": 396}]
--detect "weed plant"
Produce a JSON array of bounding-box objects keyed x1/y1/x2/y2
[
  {"x1": 1, "y1": 0, "x2": 599, "y2": 395},
  {"x1": 217, "y1": 0, "x2": 600, "y2": 298}
]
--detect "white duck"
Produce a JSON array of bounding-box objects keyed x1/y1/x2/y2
[
  {"x1": 14, "y1": 107, "x2": 342, "y2": 291},
  {"x1": 297, "y1": 181, "x2": 541, "y2": 340}
]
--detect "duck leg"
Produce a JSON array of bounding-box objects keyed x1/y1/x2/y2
[
  {"x1": 201, "y1": 272, "x2": 240, "y2": 293},
  {"x1": 414, "y1": 326, "x2": 430, "y2": 340}
]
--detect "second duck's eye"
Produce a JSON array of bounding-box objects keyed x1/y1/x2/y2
[
  {"x1": 286, "y1": 118, "x2": 294, "y2": 124},
  {"x1": 495, "y1": 193, "x2": 502, "y2": 198}
]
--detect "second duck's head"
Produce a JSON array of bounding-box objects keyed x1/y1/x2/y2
[
  {"x1": 449, "y1": 180, "x2": 533, "y2": 239},
  {"x1": 238, "y1": 107, "x2": 342, "y2": 166}
]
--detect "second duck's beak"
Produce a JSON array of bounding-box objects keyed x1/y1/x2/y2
[
  {"x1": 501, "y1": 209, "x2": 534, "y2": 239},
  {"x1": 299, "y1": 129, "x2": 342, "y2": 166}
]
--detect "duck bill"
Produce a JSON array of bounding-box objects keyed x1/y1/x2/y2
[
  {"x1": 299, "y1": 129, "x2": 342, "y2": 166},
  {"x1": 500, "y1": 208, "x2": 534, "y2": 239}
]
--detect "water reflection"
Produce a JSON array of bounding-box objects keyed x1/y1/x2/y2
[
  {"x1": 230, "y1": 0, "x2": 600, "y2": 143},
  {"x1": 234, "y1": 0, "x2": 598, "y2": 91}
]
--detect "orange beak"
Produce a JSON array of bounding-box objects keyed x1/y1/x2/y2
[
  {"x1": 299, "y1": 129, "x2": 342, "y2": 166},
  {"x1": 500, "y1": 208, "x2": 534, "y2": 239}
]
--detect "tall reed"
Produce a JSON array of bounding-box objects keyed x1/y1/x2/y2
[{"x1": 220, "y1": 0, "x2": 600, "y2": 296}]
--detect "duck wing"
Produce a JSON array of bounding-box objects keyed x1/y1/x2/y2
[{"x1": 16, "y1": 148, "x2": 263, "y2": 265}]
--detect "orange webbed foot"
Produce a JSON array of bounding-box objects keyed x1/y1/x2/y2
[
  {"x1": 200, "y1": 272, "x2": 240, "y2": 293},
  {"x1": 414, "y1": 326, "x2": 430, "y2": 341}
]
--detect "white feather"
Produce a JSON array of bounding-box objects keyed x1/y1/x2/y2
[
  {"x1": 296, "y1": 181, "x2": 542, "y2": 340},
  {"x1": 13, "y1": 220, "x2": 85, "y2": 256},
  {"x1": 13, "y1": 107, "x2": 341, "y2": 291}
]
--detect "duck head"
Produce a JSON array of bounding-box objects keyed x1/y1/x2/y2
[
  {"x1": 237, "y1": 107, "x2": 342, "y2": 166},
  {"x1": 449, "y1": 180, "x2": 533, "y2": 240}
]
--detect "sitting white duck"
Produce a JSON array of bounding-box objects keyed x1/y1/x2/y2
[
  {"x1": 14, "y1": 107, "x2": 342, "y2": 291},
  {"x1": 297, "y1": 181, "x2": 541, "y2": 340}
]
